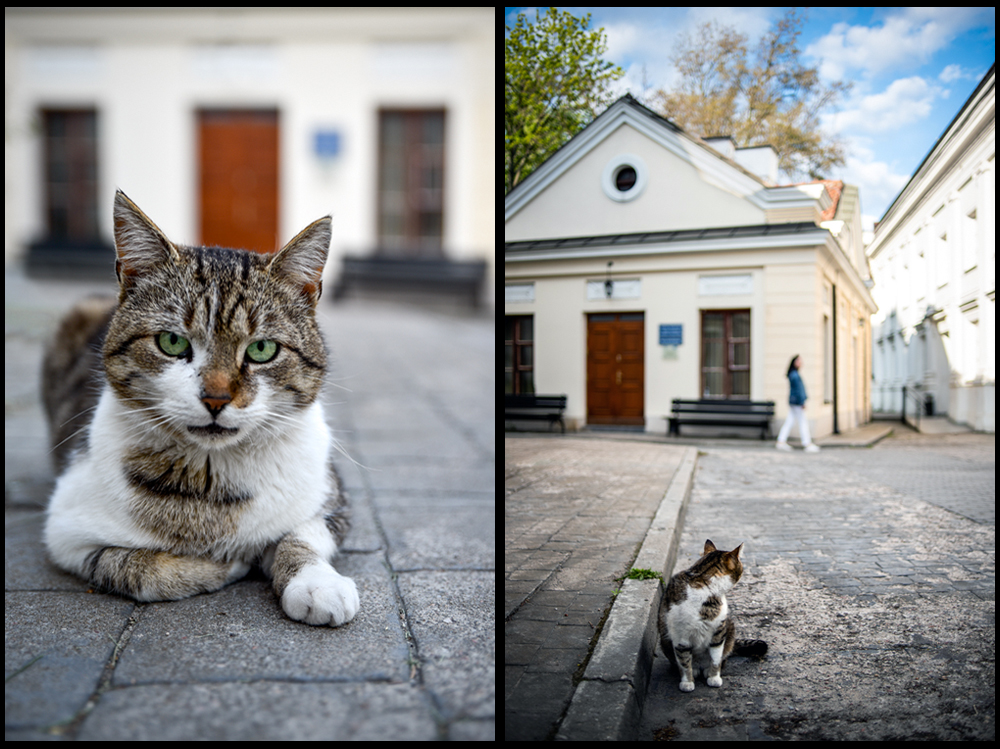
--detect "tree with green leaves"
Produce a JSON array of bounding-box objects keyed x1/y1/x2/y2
[
  {"x1": 505, "y1": 7, "x2": 625, "y2": 194},
  {"x1": 653, "y1": 10, "x2": 851, "y2": 181}
]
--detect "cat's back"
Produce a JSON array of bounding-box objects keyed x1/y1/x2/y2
[{"x1": 42, "y1": 296, "x2": 118, "y2": 471}]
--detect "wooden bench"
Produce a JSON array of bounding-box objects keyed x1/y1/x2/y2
[
  {"x1": 668, "y1": 399, "x2": 775, "y2": 439},
  {"x1": 332, "y1": 255, "x2": 487, "y2": 308},
  {"x1": 505, "y1": 394, "x2": 567, "y2": 433}
]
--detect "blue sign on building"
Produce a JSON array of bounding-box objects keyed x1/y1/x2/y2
[
  {"x1": 659, "y1": 324, "x2": 682, "y2": 346},
  {"x1": 314, "y1": 130, "x2": 341, "y2": 158}
]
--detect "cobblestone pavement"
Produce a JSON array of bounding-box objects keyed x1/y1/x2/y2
[
  {"x1": 505, "y1": 437, "x2": 687, "y2": 741},
  {"x1": 640, "y1": 432, "x2": 995, "y2": 741}
]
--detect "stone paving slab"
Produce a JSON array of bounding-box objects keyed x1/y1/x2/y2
[{"x1": 76, "y1": 682, "x2": 439, "y2": 741}]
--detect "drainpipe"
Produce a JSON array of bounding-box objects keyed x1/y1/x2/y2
[{"x1": 832, "y1": 283, "x2": 839, "y2": 434}]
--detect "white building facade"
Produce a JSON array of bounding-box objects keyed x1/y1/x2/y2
[
  {"x1": 867, "y1": 65, "x2": 995, "y2": 432},
  {"x1": 505, "y1": 95, "x2": 876, "y2": 438},
  {"x1": 5, "y1": 8, "x2": 495, "y2": 298}
]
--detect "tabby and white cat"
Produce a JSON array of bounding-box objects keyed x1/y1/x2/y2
[
  {"x1": 658, "y1": 540, "x2": 767, "y2": 692},
  {"x1": 42, "y1": 190, "x2": 359, "y2": 627}
]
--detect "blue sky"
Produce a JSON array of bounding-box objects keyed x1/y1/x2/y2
[{"x1": 505, "y1": 7, "x2": 995, "y2": 232}]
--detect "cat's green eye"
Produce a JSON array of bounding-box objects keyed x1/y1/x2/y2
[
  {"x1": 157, "y1": 331, "x2": 190, "y2": 357},
  {"x1": 246, "y1": 339, "x2": 278, "y2": 363}
]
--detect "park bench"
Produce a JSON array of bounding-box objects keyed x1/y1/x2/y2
[
  {"x1": 504, "y1": 394, "x2": 567, "y2": 433},
  {"x1": 332, "y1": 255, "x2": 487, "y2": 308},
  {"x1": 668, "y1": 398, "x2": 775, "y2": 439}
]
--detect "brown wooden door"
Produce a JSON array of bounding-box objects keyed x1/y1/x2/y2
[
  {"x1": 587, "y1": 313, "x2": 645, "y2": 425},
  {"x1": 198, "y1": 110, "x2": 279, "y2": 253}
]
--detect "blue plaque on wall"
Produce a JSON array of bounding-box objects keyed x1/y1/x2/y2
[
  {"x1": 314, "y1": 130, "x2": 341, "y2": 158},
  {"x1": 659, "y1": 324, "x2": 682, "y2": 346}
]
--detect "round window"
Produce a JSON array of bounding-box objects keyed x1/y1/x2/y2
[
  {"x1": 601, "y1": 154, "x2": 647, "y2": 202},
  {"x1": 615, "y1": 166, "x2": 637, "y2": 192}
]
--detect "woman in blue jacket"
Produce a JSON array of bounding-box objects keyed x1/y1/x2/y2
[{"x1": 776, "y1": 355, "x2": 820, "y2": 452}]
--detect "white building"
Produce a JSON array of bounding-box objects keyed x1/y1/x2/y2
[
  {"x1": 5, "y1": 8, "x2": 494, "y2": 302},
  {"x1": 867, "y1": 64, "x2": 995, "y2": 432},
  {"x1": 505, "y1": 95, "x2": 876, "y2": 438}
]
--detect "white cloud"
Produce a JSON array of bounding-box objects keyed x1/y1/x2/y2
[
  {"x1": 850, "y1": 155, "x2": 910, "y2": 203},
  {"x1": 684, "y1": 6, "x2": 774, "y2": 40},
  {"x1": 602, "y1": 21, "x2": 640, "y2": 61},
  {"x1": 828, "y1": 77, "x2": 939, "y2": 134},
  {"x1": 599, "y1": 8, "x2": 776, "y2": 103},
  {"x1": 842, "y1": 148, "x2": 911, "y2": 228},
  {"x1": 938, "y1": 64, "x2": 968, "y2": 83},
  {"x1": 805, "y1": 8, "x2": 990, "y2": 80}
]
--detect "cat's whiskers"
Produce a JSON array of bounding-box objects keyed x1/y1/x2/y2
[
  {"x1": 321, "y1": 373, "x2": 357, "y2": 393},
  {"x1": 53, "y1": 404, "x2": 100, "y2": 431},
  {"x1": 328, "y1": 433, "x2": 376, "y2": 472},
  {"x1": 47, "y1": 405, "x2": 100, "y2": 458},
  {"x1": 116, "y1": 402, "x2": 187, "y2": 440}
]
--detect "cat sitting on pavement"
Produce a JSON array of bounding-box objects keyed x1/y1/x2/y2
[{"x1": 658, "y1": 540, "x2": 767, "y2": 692}]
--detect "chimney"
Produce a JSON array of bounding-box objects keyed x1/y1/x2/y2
[
  {"x1": 704, "y1": 136, "x2": 736, "y2": 160},
  {"x1": 734, "y1": 145, "x2": 779, "y2": 184}
]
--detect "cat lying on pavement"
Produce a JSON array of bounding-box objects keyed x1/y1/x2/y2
[{"x1": 42, "y1": 190, "x2": 359, "y2": 627}]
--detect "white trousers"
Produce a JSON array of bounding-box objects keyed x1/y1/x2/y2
[{"x1": 777, "y1": 405, "x2": 812, "y2": 446}]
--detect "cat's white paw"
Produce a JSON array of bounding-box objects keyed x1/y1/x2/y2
[
  {"x1": 281, "y1": 563, "x2": 359, "y2": 626},
  {"x1": 679, "y1": 680, "x2": 695, "y2": 692},
  {"x1": 707, "y1": 675, "x2": 723, "y2": 688}
]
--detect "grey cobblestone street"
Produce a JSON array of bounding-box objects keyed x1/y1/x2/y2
[{"x1": 640, "y1": 432, "x2": 994, "y2": 741}]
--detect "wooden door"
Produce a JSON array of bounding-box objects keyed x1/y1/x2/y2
[
  {"x1": 198, "y1": 110, "x2": 279, "y2": 253},
  {"x1": 587, "y1": 313, "x2": 645, "y2": 425}
]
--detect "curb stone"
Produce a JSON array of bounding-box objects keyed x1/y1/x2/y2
[{"x1": 555, "y1": 447, "x2": 697, "y2": 741}]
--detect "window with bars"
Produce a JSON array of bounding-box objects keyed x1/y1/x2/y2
[
  {"x1": 504, "y1": 316, "x2": 534, "y2": 394},
  {"x1": 41, "y1": 109, "x2": 100, "y2": 243},
  {"x1": 377, "y1": 109, "x2": 445, "y2": 256},
  {"x1": 701, "y1": 310, "x2": 750, "y2": 399}
]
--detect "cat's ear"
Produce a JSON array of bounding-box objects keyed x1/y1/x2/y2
[
  {"x1": 113, "y1": 190, "x2": 181, "y2": 288},
  {"x1": 732, "y1": 543, "x2": 744, "y2": 560},
  {"x1": 703, "y1": 539, "x2": 717, "y2": 554},
  {"x1": 269, "y1": 216, "x2": 331, "y2": 304}
]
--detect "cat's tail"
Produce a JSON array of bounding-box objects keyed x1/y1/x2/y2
[{"x1": 733, "y1": 639, "x2": 768, "y2": 657}]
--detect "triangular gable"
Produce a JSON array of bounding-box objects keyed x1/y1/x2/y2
[{"x1": 505, "y1": 95, "x2": 824, "y2": 242}]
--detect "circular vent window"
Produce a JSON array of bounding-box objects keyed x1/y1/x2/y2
[
  {"x1": 601, "y1": 154, "x2": 647, "y2": 202},
  {"x1": 615, "y1": 166, "x2": 637, "y2": 191}
]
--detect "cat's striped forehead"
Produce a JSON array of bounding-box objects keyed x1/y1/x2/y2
[
  {"x1": 173, "y1": 245, "x2": 272, "y2": 336},
  {"x1": 183, "y1": 243, "x2": 269, "y2": 288},
  {"x1": 119, "y1": 242, "x2": 312, "y2": 342}
]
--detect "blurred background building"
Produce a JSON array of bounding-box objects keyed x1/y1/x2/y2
[
  {"x1": 5, "y1": 7, "x2": 494, "y2": 306},
  {"x1": 867, "y1": 65, "x2": 994, "y2": 432}
]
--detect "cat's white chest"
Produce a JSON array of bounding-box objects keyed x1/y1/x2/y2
[
  {"x1": 213, "y1": 403, "x2": 334, "y2": 543},
  {"x1": 46, "y1": 390, "x2": 333, "y2": 568},
  {"x1": 666, "y1": 584, "x2": 731, "y2": 650}
]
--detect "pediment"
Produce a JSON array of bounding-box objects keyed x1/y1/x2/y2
[{"x1": 505, "y1": 96, "x2": 823, "y2": 242}]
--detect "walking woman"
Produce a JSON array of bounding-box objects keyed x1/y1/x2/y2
[{"x1": 776, "y1": 355, "x2": 820, "y2": 452}]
